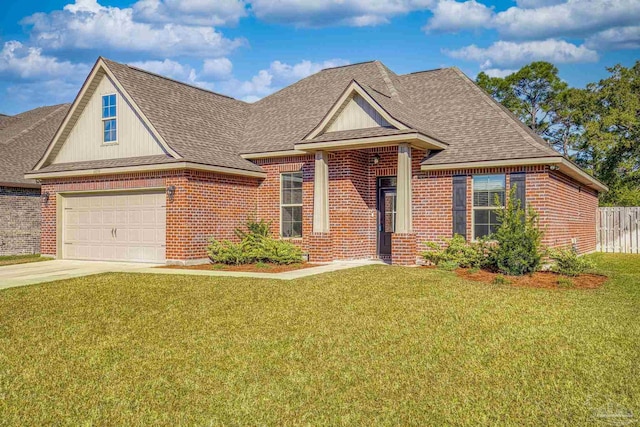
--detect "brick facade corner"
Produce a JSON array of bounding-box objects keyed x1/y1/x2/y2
[{"x1": 391, "y1": 233, "x2": 417, "y2": 265}]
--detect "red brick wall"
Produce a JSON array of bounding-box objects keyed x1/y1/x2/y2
[
  {"x1": 39, "y1": 154, "x2": 599, "y2": 265},
  {"x1": 167, "y1": 171, "x2": 259, "y2": 261},
  {"x1": 413, "y1": 165, "x2": 598, "y2": 255},
  {"x1": 40, "y1": 170, "x2": 259, "y2": 263},
  {"x1": 255, "y1": 155, "x2": 314, "y2": 252},
  {"x1": 542, "y1": 171, "x2": 598, "y2": 253}
]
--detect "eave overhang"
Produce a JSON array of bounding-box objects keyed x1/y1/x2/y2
[
  {"x1": 295, "y1": 132, "x2": 448, "y2": 153},
  {"x1": 420, "y1": 156, "x2": 608, "y2": 192},
  {"x1": 25, "y1": 162, "x2": 266, "y2": 180}
]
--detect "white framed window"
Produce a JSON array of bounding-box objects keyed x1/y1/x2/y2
[
  {"x1": 102, "y1": 94, "x2": 117, "y2": 144},
  {"x1": 280, "y1": 172, "x2": 303, "y2": 238},
  {"x1": 472, "y1": 174, "x2": 506, "y2": 239}
]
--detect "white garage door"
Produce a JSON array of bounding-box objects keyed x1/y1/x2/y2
[{"x1": 63, "y1": 191, "x2": 166, "y2": 263}]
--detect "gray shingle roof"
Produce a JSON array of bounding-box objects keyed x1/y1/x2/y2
[
  {"x1": 32, "y1": 58, "x2": 567, "y2": 176},
  {"x1": 397, "y1": 68, "x2": 560, "y2": 165},
  {"x1": 101, "y1": 59, "x2": 262, "y2": 173},
  {"x1": 0, "y1": 104, "x2": 70, "y2": 186}
]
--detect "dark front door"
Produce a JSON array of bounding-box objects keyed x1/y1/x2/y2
[{"x1": 377, "y1": 177, "x2": 397, "y2": 258}]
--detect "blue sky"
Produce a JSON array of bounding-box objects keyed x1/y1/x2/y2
[{"x1": 0, "y1": 0, "x2": 638, "y2": 114}]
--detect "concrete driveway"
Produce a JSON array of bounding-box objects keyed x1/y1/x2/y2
[{"x1": 0, "y1": 259, "x2": 160, "y2": 290}]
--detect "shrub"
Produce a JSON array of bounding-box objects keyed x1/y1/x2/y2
[
  {"x1": 488, "y1": 189, "x2": 543, "y2": 276},
  {"x1": 556, "y1": 277, "x2": 575, "y2": 288},
  {"x1": 207, "y1": 240, "x2": 247, "y2": 265},
  {"x1": 422, "y1": 234, "x2": 488, "y2": 269},
  {"x1": 256, "y1": 237, "x2": 304, "y2": 265},
  {"x1": 492, "y1": 274, "x2": 510, "y2": 285},
  {"x1": 207, "y1": 218, "x2": 303, "y2": 265},
  {"x1": 548, "y1": 247, "x2": 595, "y2": 276},
  {"x1": 438, "y1": 260, "x2": 460, "y2": 271}
]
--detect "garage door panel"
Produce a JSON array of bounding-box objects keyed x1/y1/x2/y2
[{"x1": 63, "y1": 191, "x2": 166, "y2": 263}]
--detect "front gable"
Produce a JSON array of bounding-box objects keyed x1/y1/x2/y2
[
  {"x1": 304, "y1": 80, "x2": 408, "y2": 140},
  {"x1": 52, "y1": 73, "x2": 168, "y2": 164},
  {"x1": 34, "y1": 59, "x2": 180, "y2": 170},
  {"x1": 325, "y1": 93, "x2": 392, "y2": 132}
]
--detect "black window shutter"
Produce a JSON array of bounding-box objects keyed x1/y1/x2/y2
[
  {"x1": 510, "y1": 173, "x2": 526, "y2": 209},
  {"x1": 452, "y1": 175, "x2": 467, "y2": 238}
]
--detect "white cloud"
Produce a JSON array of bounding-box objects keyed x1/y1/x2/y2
[
  {"x1": 219, "y1": 58, "x2": 350, "y2": 100},
  {"x1": 0, "y1": 40, "x2": 89, "y2": 80},
  {"x1": 481, "y1": 68, "x2": 517, "y2": 78},
  {"x1": 585, "y1": 25, "x2": 640, "y2": 50},
  {"x1": 249, "y1": 0, "x2": 434, "y2": 27},
  {"x1": 514, "y1": 0, "x2": 565, "y2": 8},
  {"x1": 494, "y1": 0, "x2": 640, "y2": 40},
  {"x1": 132, "y1": 0, "x2": 247, "y2": 26},
  {"x1": 446, "y1": 39, "x2": 599, "y2": 68},
  {"x1": 202, "y1": 57, "x2": 233, "y2": 79},
  {"x1": 423, "y1": 0, "x2": 493, "y2": 33},
  {"x1": 128, "y1": 59, "x2": 198, "y2": 82},
  {"x1": 22, "y1": 0, "x2": 245, "y2": 58}
]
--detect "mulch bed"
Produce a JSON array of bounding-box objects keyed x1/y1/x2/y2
[
  {"x1": 455, "y1": 268, "x2": 608, "y2": 289},
  {"x1": 157, "y1": 263, "x2": 319, "y2": 273}
]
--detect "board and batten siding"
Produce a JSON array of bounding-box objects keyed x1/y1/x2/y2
[
  {"x1": 597, "y1": 207, "x2": 640, "y2": 254},
  {"x1": 327, "y1": 94, "x2": 392, "y2": 132},
  {"x1": 52, "y1": 74, "x2": 167, "y2": 164}
]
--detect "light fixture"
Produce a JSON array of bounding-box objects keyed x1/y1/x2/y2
[
  {"x1": 41, "y1": 191, "x2": 49, "y2": 204},
  {"x1": 166, "y1": 185, "x2": 176, "y2": 201},
  {"x1": 371, "y1": 154, "x2": 381, "y2": 165}
]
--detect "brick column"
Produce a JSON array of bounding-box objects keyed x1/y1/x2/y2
[
  {"x1": 306, "y1": 232, "x2": 333, "y2": 263},
  {"x1": 392, "y1": 143, "x2": 416, "y2": 265},
  {"x1": 392, "y1": 233, "x2": 417, "y2": 265},
  {"x1": 308, "y1": 151, "x2": 333, "y2": 263}
]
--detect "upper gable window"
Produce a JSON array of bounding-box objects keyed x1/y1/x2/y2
[{"x1": 102, "y1": 94, "x2": 117, "y2": 144}]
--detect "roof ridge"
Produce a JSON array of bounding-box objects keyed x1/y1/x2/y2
[
  {"x1": 374, "y1": 61, "x2": 400, "y2": 101},
  {"x1": 320, "y1": 60, "x2": 375, "y2": 71},
  {"x1": 1, "y1": 104, "x2": 70, "y2": 146},
  {"x1": 104, "y1": 58, "x2": 244, "y2": 103},
  {"x1": 449, "y1": 67, "x2": 559, "y2": 157},
  {"x1": 403, "y1": 67, "x2": 447, "y2": 76}
]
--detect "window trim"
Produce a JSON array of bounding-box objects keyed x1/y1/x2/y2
[
  {"x1": 280, "y1": 171, "x2": 303, "y2": 239},
  {"x1": 471, "y1": 173, "x2": 506, "y2": 240},
  {"x1": 101, "y1": 93, "x2": 118, "y2": 145}
]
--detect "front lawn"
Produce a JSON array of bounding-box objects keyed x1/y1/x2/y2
[
  {"x1": 0, "y1": 254, "x2": 49, "y2": 266},
  {"x1": 0, "y1": 254, "x2": 638, "y2": 425}
]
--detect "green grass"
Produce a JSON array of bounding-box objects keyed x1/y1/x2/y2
[
  {"x1": 0, "y1": 254, "x2": 49, "y2": 266},
  {"x1": 1, "y1": 254, "x2": 639, "y2": 425}
]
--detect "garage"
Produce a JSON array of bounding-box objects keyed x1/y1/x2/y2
[{"x1": 62, "y1": 191, "x2": 166, "y2": 263}]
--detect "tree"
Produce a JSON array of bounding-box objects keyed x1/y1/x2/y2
[
  {"x1": 545, "y1": 88, "x2": 589, "y2": 157},
  {"x1": 477, "y1": 62, "x2": 568, "y2": 136},
  {"x1": 477, "y1": 60, "x2": 640, "y2": 206},
  {"x1": 578, "y1": 62, "x2": 640, "y2": 206}
]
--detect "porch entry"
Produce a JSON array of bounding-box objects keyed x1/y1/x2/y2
[{"x1": 377, "y1": 176, "x2": 397, "y2": 258}]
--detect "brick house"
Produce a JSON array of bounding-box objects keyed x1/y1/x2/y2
[
  {"x1": 26, "y1": 58, "x2": 606, "y2": 265},
  {"x1": 0, "y1": 105, "x2": 69, "y2": 256}
]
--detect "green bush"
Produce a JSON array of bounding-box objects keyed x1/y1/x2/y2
[
  {"x1": 438, "y1": 260, "x2": 460, "y2": 271},
  {"x1": 422, "y1": 234, "x2": 489, "y2": 269},
  {"x1": 489, "y1": 189, "x2": 543, "y2": 276},
  {"x1": 207, "y1": 218, "x2": 303, "y2": 265},
  {"x1": 256, "y1": 237, "x2": 304, "y2": 265},
  {"x1": 492, "y1": 274, "x2": 510, "y2": 285},
  {"x1": 556, "y1": 277, "x2": 575, "y2": 288},
  {"x1": 207, "y1": 240, "x2": 247, "y2": 265},
  {"x1": 548, "y1": 247, "x2": 595, "y2": 276}
]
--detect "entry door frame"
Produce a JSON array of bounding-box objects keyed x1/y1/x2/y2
[{"x1": 377, "y1": 176, "x2": 397, "y2": 258}]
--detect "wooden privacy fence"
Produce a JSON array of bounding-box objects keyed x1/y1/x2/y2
[{"x1": 597, "y1": 207, "x2": 640, "y2": 253}]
